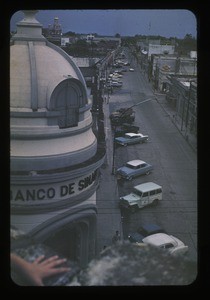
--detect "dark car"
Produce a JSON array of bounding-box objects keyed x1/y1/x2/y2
[
  {"x1": 121, "y1": 123, "x2": 139, "y2": 132},
  {"x1": 114, "y1": 124, "x2": 140, "y2": 137},
  {"x1": 128, "y1": 223, "x2": 165, "y2": 243},
  {"x1": 137, "y1": 224, "x2": 166, "y2": 236}
]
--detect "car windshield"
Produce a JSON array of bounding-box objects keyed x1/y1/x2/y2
[{"x1": 126, "y1": 163, "x2": 134, "y2": 169}]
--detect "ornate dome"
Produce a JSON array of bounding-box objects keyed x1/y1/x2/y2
[
  {"x1": 10, "y1": 10, "x2": 87, "y2": 112},
  {"x1": 10, "y1": 11, "x2": 97, "y2": 172}
]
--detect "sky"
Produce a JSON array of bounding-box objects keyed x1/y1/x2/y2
[{"x1": 10, "y1": 9, "x2": 197, "y2": 39}]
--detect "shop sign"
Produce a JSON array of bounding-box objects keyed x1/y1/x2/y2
[{"x1": 11, "y1": 170, "x2": 97, "y2": 204}]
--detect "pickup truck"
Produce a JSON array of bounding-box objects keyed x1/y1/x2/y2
[{"x1": 110, "y1": 108, "x2": 135, "y2": 125}]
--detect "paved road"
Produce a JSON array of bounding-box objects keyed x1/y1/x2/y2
[{"x1": 108, "y1": 56, "x2": 197, "y2": 262}]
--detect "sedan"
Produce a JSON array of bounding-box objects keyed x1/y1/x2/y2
[
  {"x1": 114, "y1": 125, "x2": 140, "y2": 137},
  {"x1": 116, "y1": 159, "x2": 153, "y2": 180},
  {"x1": 115, "y1": 132, "x2": 148, "y2": 146},
  {"x1": 111, "y1": 81, "x2": 123, "y2": 87},
  {"x1": 128, "y1": 224, "x2": 188, "y2": 256},
  {"x1": 129, "y1": 68, "x2": 134, "y2": 72},
  {"x1": 137, "y1": 223, "x2": 166, "y2": 236}
]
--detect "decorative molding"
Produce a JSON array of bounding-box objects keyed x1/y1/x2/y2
[{"x1": 28, "y1": 41, "x2": 38, "y2": 111}]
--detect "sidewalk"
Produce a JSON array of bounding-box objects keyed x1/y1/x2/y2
[
  {"x1": 96, "y1": 101, "x2": 122, "y2": 256},
  {"x1": 136, "y1": 61, "x2": 197, "y2": 153},
  {"x1": 154, "y1": 93, "x2": 197, "y2": 153}
]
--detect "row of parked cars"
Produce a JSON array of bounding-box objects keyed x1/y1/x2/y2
[
  {"x1": 108, "y1": 69, "x2": 188, "y2": 255},
  {"x1": 114, "y1": 129, "x2": 189, "y2": 255}
]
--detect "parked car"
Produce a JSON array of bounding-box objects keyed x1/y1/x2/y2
[
  {"x1": 137, "y1": 223, "x2": 166, "y2": 236},
  {"x1": 110, "y1": 110, "x2": 135, "y2": 125},
  {"x1": 121, "y1": 123, "x2": 139, "y2": 132},
  {"x1": 128, "y1": 223, "x2": 165, "y2": 243},
  {"x1": 129, "y1": 68, "x2": 134, "y2": 72},
  {"x1": 111, "y1": 81, "x2": 123, "y2": 87},
  {"x1": 113, "y1": 73, "x2": 123, "y2": 78},
  {"x1": 128, "y1": 225, "x2": 188, "y2": 256},
  {"x1": 119, "y1": 182, "x2": 162, "y2": 212},
  {"x1": 116, "y1": 159, "x2": 153, "y2": 180},
  {"x1": 115, "y1": 132, "x2": 148, "y2": 146},
  {"x1": 114, "y1": 124, "x2": 140, "y2": 137}
]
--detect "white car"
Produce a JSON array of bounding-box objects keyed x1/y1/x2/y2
[
  {"x1": 129, "y1": 68, "x2": 134, "y2": 72},
  {"x1": 141, "y1": 233, "x2": 188, "y2": 256},
  {"x1": 142, "y1": 233, "x2": 188, "y2": 254}
]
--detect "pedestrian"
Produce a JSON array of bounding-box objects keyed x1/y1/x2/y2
[{"x1": 112, "y1": 230, "x2": 121, "y2": 244}]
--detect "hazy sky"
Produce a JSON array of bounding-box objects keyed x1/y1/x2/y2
[{"x1": 10, "y1": 9, "x2": 197, "y2": 38}]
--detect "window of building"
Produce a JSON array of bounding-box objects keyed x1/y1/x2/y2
[{"x1": 50, "y1": 78, "x2": 87, "y2": 128}]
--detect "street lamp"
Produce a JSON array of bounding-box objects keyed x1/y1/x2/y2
[{"x1": 111, "y1": 98, "x2": 152, "y2": 175}]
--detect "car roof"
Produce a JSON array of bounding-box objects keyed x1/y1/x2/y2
[
  {"x1": 126, "y1": 160, "x2": 146, "y2": 166},
  {"x1": 142, "y1": 233, "x2": 177, "y2": 247},
  {"x1": 125, "y1": 133, "x2": 143, "y2": 137},
  {"x1": 138, "y1": 223, "x2": 164, "y2": 235},
  {"x1": 134, "y1": 182, "x2": 162, "y2": 192}
]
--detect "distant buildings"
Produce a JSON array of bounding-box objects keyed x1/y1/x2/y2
[
  {"x1": 136, "y1": 36, "x2": 197, "y2": 145},
  {"x1": 42, "y1": 16, "x2": 62, "y2": 45}
]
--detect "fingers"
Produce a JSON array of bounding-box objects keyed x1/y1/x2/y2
[
  {"x1": 33, "y1": 255, "x2": 45, "y2": 264},
  {"x1": 39, "y1": 256, "x2": 68, "y2": 268}
]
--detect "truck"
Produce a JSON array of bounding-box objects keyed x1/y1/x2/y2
[
  {"x1": 109, "y1": 107, "x2": 135, "y2": 125},
  {"x1": 119, "y1": 182, "x2": 162, "y2": 213}
]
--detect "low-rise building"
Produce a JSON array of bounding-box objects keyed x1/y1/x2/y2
[
  {"x1": 151, "y1": 54, "x2": 197, "y2": 92},
  {"x1": 166, "y1": 75, "x2": 197, "y2": 138}
]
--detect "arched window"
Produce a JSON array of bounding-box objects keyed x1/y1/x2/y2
[{"x1": 50, "y1": 78, "x2": 87, "y2": 128}]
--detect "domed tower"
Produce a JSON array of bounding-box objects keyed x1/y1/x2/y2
[{"x1": 10, "y1": 11, "x2": 105, "y2": 267}]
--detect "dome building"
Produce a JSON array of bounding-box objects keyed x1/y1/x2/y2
[{"x1": 10, "y1": 11, "x2": 105, "y2": 267}]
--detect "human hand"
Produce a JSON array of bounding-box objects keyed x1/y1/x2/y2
[
  {"x1": 28, "y1": 255, "x2": 71, "y2": 286},
  {"x1": 11, "y1": 253, "x2": 70, "y2": 286}
]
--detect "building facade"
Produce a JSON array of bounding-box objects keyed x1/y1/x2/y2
[
  {"x1": 166, "y1": 75, "x2": 197, "y2": 138},
  {"x1": 10, "y1": 11, "x2": 105, "y2": 267}
]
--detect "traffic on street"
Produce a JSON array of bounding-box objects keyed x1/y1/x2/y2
[{"x1": 106, "y1": 48, "x2": 197, "y2": 262}]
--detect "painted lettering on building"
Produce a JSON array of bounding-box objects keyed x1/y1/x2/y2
[{"x1": 11, "y1": 170, "x2": 97, "y2": 202}]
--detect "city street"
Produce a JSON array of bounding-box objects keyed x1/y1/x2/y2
[{"x1": 107, "y1": 54, "x2": 197, "y2": 262}]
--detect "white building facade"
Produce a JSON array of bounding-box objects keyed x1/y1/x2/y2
[{"x1": 10, "y1": 11, "x2": 105, "y2": 267}]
